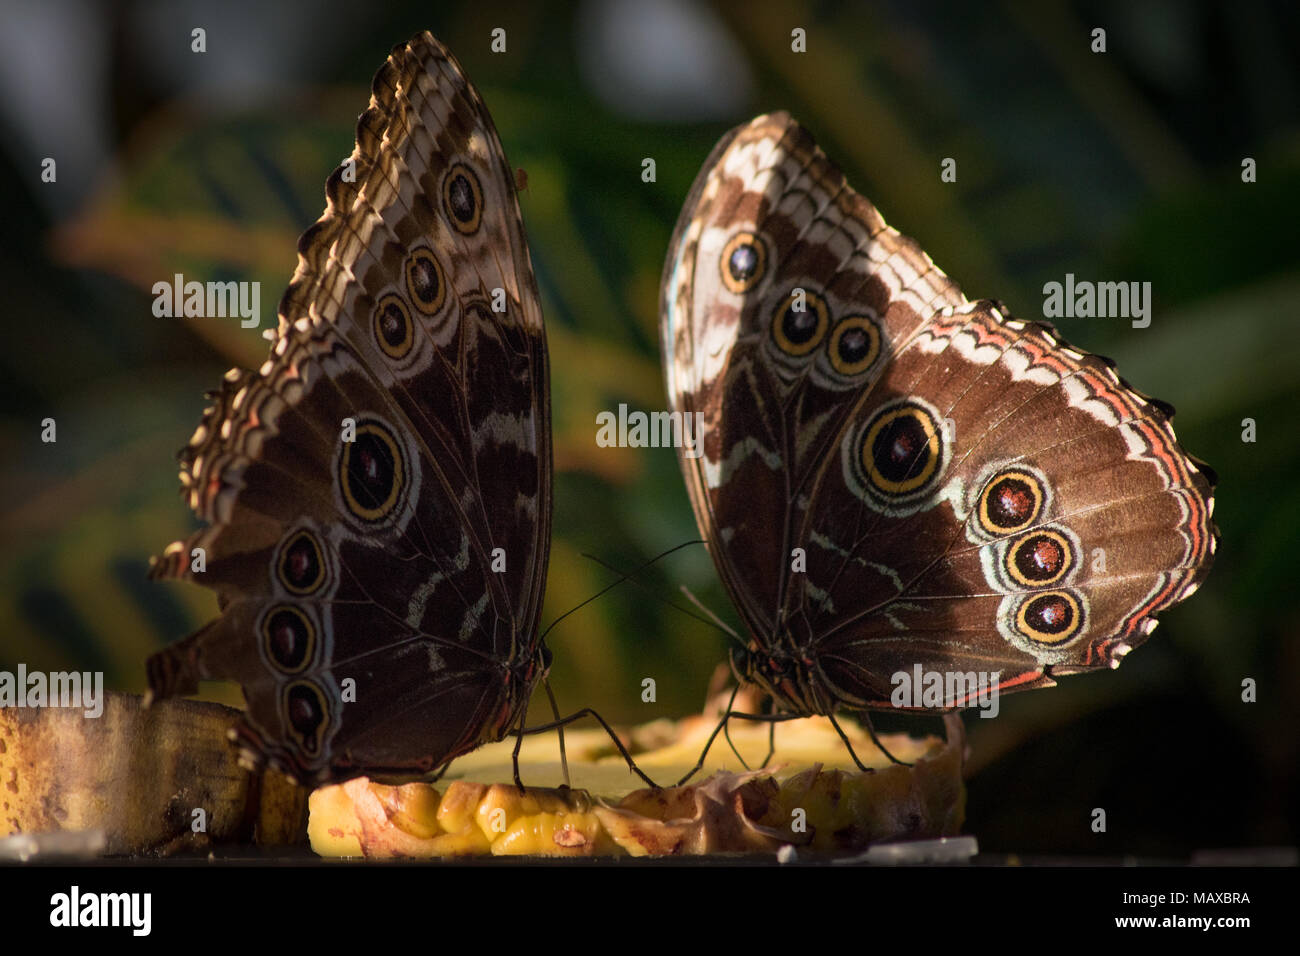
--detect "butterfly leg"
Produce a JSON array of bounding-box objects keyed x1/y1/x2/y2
[
  {"x1": 722, "y1": 706, "x2": 753, "y2": 771},
  {"x1": 511, "y1": 706, "x2": 531, "y2": 793},
  {"x1": 674, "y1": 712, "x2": 730, "y2": 787},
  {"x1": 826, "y1": 712, "x2": 874, "y2": 772},
  {"x1": 761, "y1": 704, "x2": 777, "y2": 769},
  {"x1": 514, "y1": 708, "x2": 661, "y2": 789},
  {"x1": 859, "y1": 712, "x2": 912, "y2": 766},
  {"x1": 827, "y1": 711, "x2": 912, "y2": 770},
  {"x1": 543, "y1": 677, "x2": 572, "y2": 789},
  {"x1": 673, "y1": 684, "x2": 740, "y2": 787}
]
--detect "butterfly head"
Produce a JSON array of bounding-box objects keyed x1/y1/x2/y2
[
  {"x1": 490, "y1": 640, "x2": 552, "y2": 735},
  {"x1": 730, "y1": 639, "x2": 833, "y2": 717}
]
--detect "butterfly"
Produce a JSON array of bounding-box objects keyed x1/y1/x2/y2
[
  {"x1": 145, "y1": 32, "x2": 556, "y2": 787},
  {"x1": 660, "y1": 113, "x2": 1217, "y2": 775}
]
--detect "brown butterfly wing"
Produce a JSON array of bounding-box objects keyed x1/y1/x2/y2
[
  {"x1": 662, "y1": 113, "x2": 1217, "y2": 715},
  {"x1": 146, "y1": 33, "x2": 550, "y2": 784},
  {"x1": 660, "y1": 112, "x2": 964, "y2": 647},
  {"x1": 801, "y1": 300, "x2": 1216, "y2": 708}
]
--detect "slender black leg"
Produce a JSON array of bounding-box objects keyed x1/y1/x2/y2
[
  {"x1": 859, "y1": 711, "x2": 912, "y2": 766},
  {"x1": 722, "y1": 706, "x2": 752, "y2": 771},
  {"x1": 674, "y1": 684, "x2": 740, "y2": 787},
  {"x1": 762, "y1": 709, "x2": 777, "y2": 769},
  {"x1": 511, "y1": 705, "x2": 530, "y2": 792},
  {"x1": 826, "y1": 711, "x2": 873, "y2": 772},
  {"x1": 513, "y1": 708, "x2": 660, "y2": 789},
  {"x1": 543, "y1": 677, "x2": 571, "y2": 789}
]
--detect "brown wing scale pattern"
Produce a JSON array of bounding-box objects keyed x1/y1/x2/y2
[
  {"x1": 147, "y1": 33, "x2": 551, "y2": 785},
  {"x1": 661, "y1": 112, "x2": 1216, "y2": 717}
]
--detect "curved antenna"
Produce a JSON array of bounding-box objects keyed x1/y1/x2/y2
[
  {"x1": 677, "y1": 585, "x2": 740, "y2": 640},
  {"x1": 576, "y1": 551, "x2": 745, "y2": 645},
  {"x1": 538, "y1": 539, "x2": 704, "y2": 643}
]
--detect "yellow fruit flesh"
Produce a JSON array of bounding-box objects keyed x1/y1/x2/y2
[{"x1": 309, "y1": 712, "x2": 966, "y2": 858}]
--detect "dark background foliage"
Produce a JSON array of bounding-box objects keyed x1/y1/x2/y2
[{"x1": 1, "y1": 0, "x2": 1296, "y2": 858}]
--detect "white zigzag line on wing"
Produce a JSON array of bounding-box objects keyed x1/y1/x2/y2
[
  {"x1": 406, "y1": 531, "x2": 471, "y2": 628},
  {"x1": 722, "y1": 136, "x2": 781, "y2": 181},
  {"x1": 1001, "y1": 346, "x2": 1061, "y2": 386},
  {"x1": 471, "y1": 409, "x2": 534, "y2": 451},
  {"x1": 1119, "y1": 421, "x2": 1195, "y2": 565},
  {"x1": 802, "y1": 578, "x2": 835, "y2": 614},
  {"x1": 702, "y1": 435, "x2": 782, "y2": 489},
  {"x1": 883, "y1": 601, "x2": 923, "y2": 631},
  {"x1": 458, "y1": 591, "x2": 490, "y2": 644},
  {"x1": 1063, "y1": 374, "x2": 1120, "y2": 425},
  {"x1": 808, "y1": 530, "x2": 906, "y2": 595}
]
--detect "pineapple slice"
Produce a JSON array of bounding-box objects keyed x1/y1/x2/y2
[{"x1": 309, "y1": 710, "x2": 966, "y2": 858}]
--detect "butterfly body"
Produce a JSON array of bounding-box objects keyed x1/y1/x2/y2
[
  {"x1": 662, "y1": 113, "x2": 1217, "y2": 719},
  {"x1": 147, "y1": 33, "x2": 551, "y2": 786}
]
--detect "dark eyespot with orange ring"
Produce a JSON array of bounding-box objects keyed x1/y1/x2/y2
[
  {"x1": 979, "y1": 470, "x2": 1044, "y2": 535},
  {"x1": 771, "y1": 289, "x2": 829, "y2": 357},
  {"x1": 860, "y1": 401, "x2": 944, "y2": 496},
  {"x1": 372, "y1": 294, "x2": 414, "y2": 359},
  {"x1": 339, "y1": 420, "x2": 404, "y2": 523},
  {"x1": 262, "y1": 605, "x2": 316, "y2": 674},
  {"x1": 404, "y1": 248, "x2": 447, "y2": 317},
  {"x1": 277, "y1": 530, "x2": 325, "y2": 595},
  {"x1": 1015, "y1": 591, "x2": 1084, "y2": 645},
  {"x1": 443, "y1": 162, "x2": 483, "y2": 234},
  {"x1": 720, "y1": 232, "x2": 767, "y2": 293},
  {"x1": 828, "y1": 315, "x2": 881, "y2": 376},
  {"x1": 1006, "y1": 529, "x2": 1073, "y2": 587},
  {"x1": 282, "y1": 680, "x2": 329, "y2": 756}
]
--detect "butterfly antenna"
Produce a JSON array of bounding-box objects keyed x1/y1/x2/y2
[
  {"x1": 576, "y1": 551, "x2": 741, "y2": 642},
  {"x1": 678, "y1": 585, "x2": 741, "y2": 640},
  {"x1": 538, "y1": 539, "x2": 704, "y2": 643}
]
